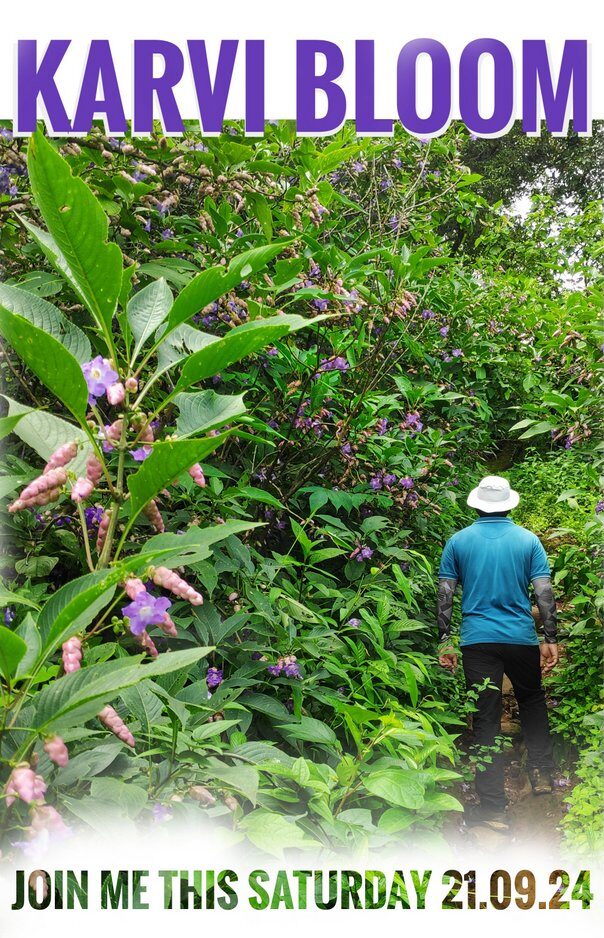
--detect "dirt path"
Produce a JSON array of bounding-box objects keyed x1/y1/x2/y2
[{"x1": 445, "y1": 677, "x2": 572, "y2": 852}]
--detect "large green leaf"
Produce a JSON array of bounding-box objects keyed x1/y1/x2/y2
[
  {"x1": 203, "y1": 759, "x2": 259, "y2": 805},
  {"x1": 276, "y1": 716, "x2": 338, "y2": 746},
  {"x1": 518, "y1": 420, "x2": 556, "y2": 440},
  {"x1": 26, "y1": 131, "x2": 123, "y2": 353},
  {"x1": 127, "y1": 433, "x2": 228, "y2": 520},
  {"x1": 0, "y1": 625, "x2": 27, "y2": 682},
  {"x1": 0, "y1": 586, "x2": 41, "y2": 612},
  {"x1": 362, "y1": 768, "x2": 425, "y2": 809},
  {"x1": 0, "y1": 308, "x2": 89, "y2": 419},
  {"x1": 165, "y1": 243, "x2": 289, "y2": 335},
  {"x1": 154, "y1": 324, "x2": 217, "y2": 387},
  {"x1": 37, "y1": 571, "x2": 120, "y2": 661},
  {"x1": 238, "y1": 809, "x2": 316, "y2": 858},
  {"x1": 174, "y1": 390, "x2": 247, "y2": 437},
  {"x1": 14, "y1": 613, "x2": 41, "y2": 680},
  {"x1": 0, "y1": 411, "x2": 33, "y2": 442},
  {"x1": 0, "y1": 475, "x2": 28, "y2": 499},
  {"x1": 0, "y1": 282, "x2": 91, "y2": 363},
  {"x1": 127, "y1": 278, "x2": 173, "y2": 363},
  {"x1": 121, "y1": 682, "x2": 164, "y2": 737},
  {"x1": 142, "y1": 520, "x2": 261, "y2": 569},
  {"x1": 0, "y1": 396, "x2": 90, "y2": 473},
  {"x1": 33, "y1": 648, "x2": 213, "y2": 731},
  {"x1": 175, "y1": 314, "x2": 321, "y2": 390}
]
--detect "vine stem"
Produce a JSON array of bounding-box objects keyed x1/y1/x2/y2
[{"x1": 76, "y1": 503, "x2": 95, "y2": 572}]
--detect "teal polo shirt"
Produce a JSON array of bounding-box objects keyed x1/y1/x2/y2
[{"x1": 438, "y1": 517, "x2": 551, "y2": 646}]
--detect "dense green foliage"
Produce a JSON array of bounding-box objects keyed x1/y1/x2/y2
[{"x1": 0, "y1": 121, "x2": 601, "y2": 857}]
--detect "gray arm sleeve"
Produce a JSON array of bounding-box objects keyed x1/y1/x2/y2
[
  {"x1": 437, "y1": 578, "x2": 457, "y2": 643},
  {"x1": 532, "y1": 576, "x2": 557, "y2": 644}
]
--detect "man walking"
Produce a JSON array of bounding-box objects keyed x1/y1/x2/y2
[{"x1": 437, "y1": 475, "x2": 559, "y2": 830}]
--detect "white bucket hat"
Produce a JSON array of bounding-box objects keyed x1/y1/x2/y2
[{"x1": 467, "y1": 475, "x2": 519, "y2": 512}]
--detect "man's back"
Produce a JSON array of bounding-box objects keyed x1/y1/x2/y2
[{"x1": 438, "y1": 516, "x2": 550, "y2": 645}]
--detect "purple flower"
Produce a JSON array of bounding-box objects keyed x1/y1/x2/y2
[
  {"x1": 284, "y1": 662, "x2": 301, "y2": 678},
  {"x1": 595, "y1": 501, "x2": 604, "y2": 514},
  {"x1": 356, "y1": 546, "x2": 373, "y2": 563},
  {"x1": 379, "y1": 177, "x2": 392, "y2": 191},
  {"x1": 348, "y1": 617, "x2": 360, "y2": 627},
  {"x1": 0, "y1": 128, "x2": 14, "y2": 140},
  {"x1": 318, "y1": 356, "x2": 349, "y2": 373},
  {"x1": 131, "y1": 170, "x2": 147, "y2": 182},
  {"x1": 352, "y1": 161, "x2": 365, "y2": 173},
  {"x1": 84, "y1": 506, "x2": 104, "y2": 529},
  {"x1": 152, "y1": 803, "x2": 172, "y2": 823},
  {"x1": 160, "y1": 228, "x2": 174, "y2": 240},
  {"x1": 143, "y1": 218, "x2": 151, "y2": 232},
  {"x1": 341, "y1": 442, "x2": 352, "y2": 456},
  {"x1": 389, "y1": 216, "x2": 400, "y2": 232},
  {"x1": 451, "y1": 348, "x2": 463, "y2": 358},
  {"x1": 369, "y1": 475, "x2": 383, "y2": 491},
  {"x1": 439, "y1": 325, "x2": 449, "y2": 337},
  {"x1": 382, "y1": 473, "x2": 397, "y2": 488},
  {"x1": 206, "y1": 667, "x2": 223, "y2": 689},
  {"x1": 376, "y1": 417, "x2": 389, "y2": 435},
  {"x1": 400, "y1": 476, "x2": 414, "y2": 490},
  {"x1": 122, "y1": 591, "x2": 172, "y2": 636},
  {"x1": 403, "y1": 412, "x2": 423, "y2": 434},
  {"x1": 4, "y1": 607, "x2": 14, "y2": 625},
  {"x1": 313, "y1": 297, "x2": 329, "y2": 311},
  {"x1": 267, "y1": 663, "x2": 282, "y2": 677},
  {"x1": 131, "y1": 445, "x2": 152, "y2": 462},
  {"x1": 82, "y1": 356, "x2": 118, "y2": 400},
  {"x1": 421, "y1": 309, "x2": 435, "y2": 320}
]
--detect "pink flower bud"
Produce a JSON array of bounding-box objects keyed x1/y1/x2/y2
[
  {"x1": 123, "y1": 576, "x2": 146, "y2": 600},
  {"x1": 62, "y1": 636, "x2": 82, "y2": 673},
  {"x1": 5, "y1": 764, "x2": 46, "y2": 806},
  {"x1": 189, "y1": 785, "x2": 216, "y2": 806},
  {"x1": 107, "y1": 382, "x2": 125, "y2": 405},
  {"x1": 43, "y1": 736, "x2": 69, "y2": 768},
  {"x1": 43, "y1": 442, "x2": 78, "y2": 474},
  {"x1": 85, "y1": 454, "x2": 103, "y2": 484},
  {"x1": 228, "y1": 592, "x2": 238, "y2": 602},
  {"x1": 189, "y1": 463, "x2": 206, "y2": 487},
  {"x1": 125, "y1": 377, "x2": 138, "y2": 393},
  {"x1": 70, "y1": 477, "x2": 94, "y2": 502},
  {"x1": 11, "y1": 468, "x2": 68, "y2": 511},
  {"x1": 95, "y1": 509, "x2": 111, "y2": 554},
  {"x1": 139, "y1": 631, "x2": 159, "y2": 657},
  {"x1": 158, "y1": 613, "x2": 177, "y2": 637},
  {"x1": 30, "y1": 804, "x2": 70, "y2": 836},
  {"x1": 106, "y1": 419, "x2": 123, "y2": 441},
  {"x1": 151, "y1": 566, "x2": 203, "y2": 605},
  {"x1": 139, "y1": 422, "x2": 154, "y2": 444},
  {"x1": 143, "y1": 499, "x2": 165, "y2": 532},
  {"x1": 98, "y1": 705, "x2": 135, "y2": 748}
]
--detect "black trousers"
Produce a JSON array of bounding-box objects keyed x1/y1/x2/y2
[{"x1": 462, "y1": 642, "x2": 554, "y2": 811}]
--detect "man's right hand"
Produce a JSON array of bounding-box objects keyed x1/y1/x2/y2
[
  {"x1": 438, "y1": 646, "x2": 458, "y2": 671},
  {"x1": 540, "y1": 642, "x2": 559, "y2": 673}
]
